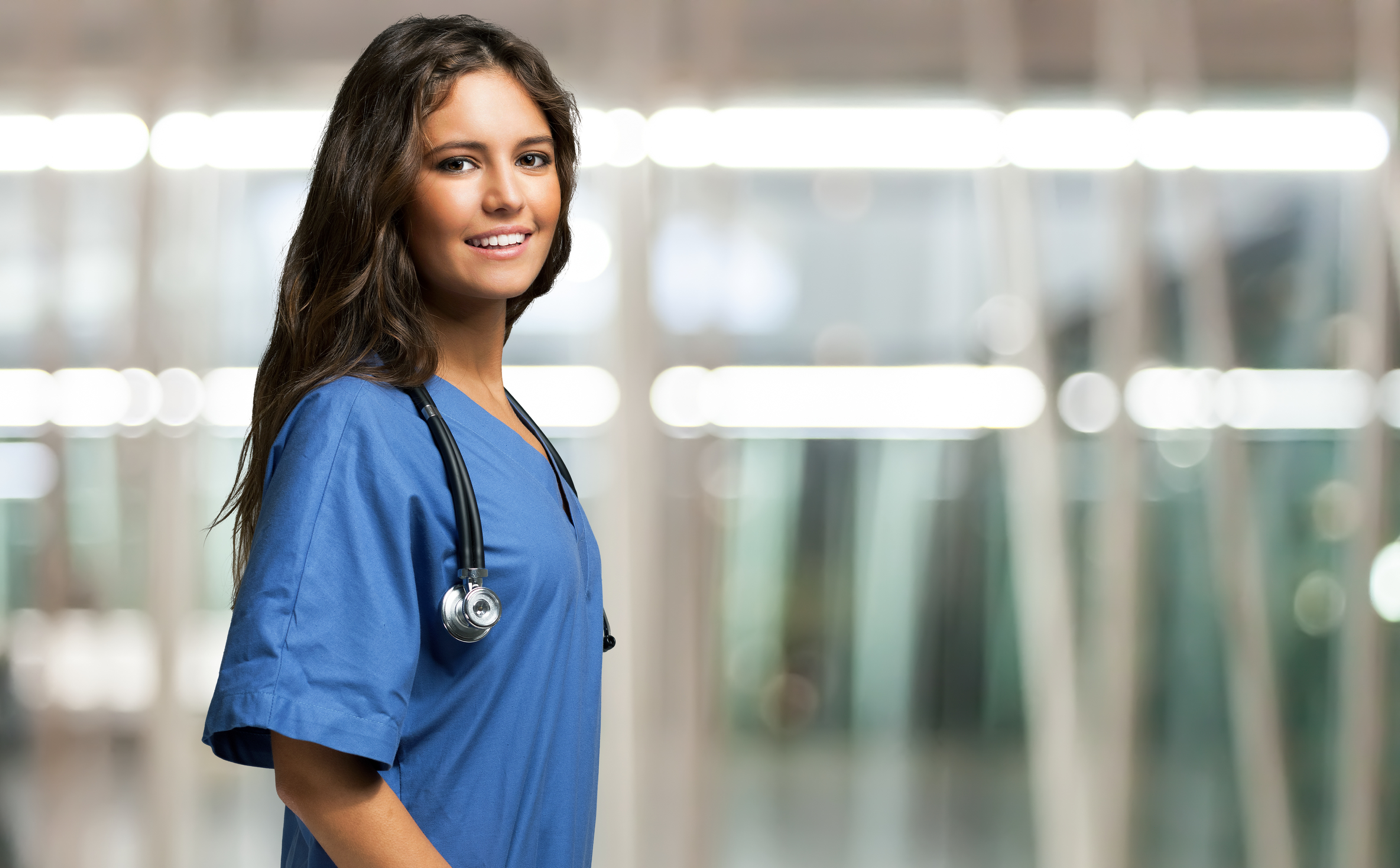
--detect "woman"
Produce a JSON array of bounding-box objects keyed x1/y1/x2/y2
[{"x1": 203, "y1": 15, "x2": 606, "y2": 868}]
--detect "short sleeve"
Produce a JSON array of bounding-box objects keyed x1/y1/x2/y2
[{"x1": 203, "y1": 380, "x2": 423, "y2": 770}]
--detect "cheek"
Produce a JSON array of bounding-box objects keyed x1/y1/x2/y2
[
  {"x1": 532, "y1": 174, "x2": 562, "y2": 229},
  {"x1": 407, "y1": 183, "x2": 468, "y2": 248}
]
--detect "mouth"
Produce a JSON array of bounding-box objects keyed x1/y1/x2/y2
[{"x1": 466, "y1": 231, "x2": 531, "y2": 250}]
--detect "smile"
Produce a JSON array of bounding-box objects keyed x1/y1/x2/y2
[{"x1": 467, "y1": 232, "x2": 528, "y2": 248}]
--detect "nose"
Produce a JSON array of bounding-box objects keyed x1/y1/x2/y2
[{"x1": 480, "y1": 162, "x2": 525, "y2": 215}]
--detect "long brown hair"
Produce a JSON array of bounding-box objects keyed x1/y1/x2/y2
[{"x1": 215, "y1": 15, "x2": 579, "y2": 598}]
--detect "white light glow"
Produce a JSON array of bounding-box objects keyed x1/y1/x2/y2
[
  {"x1": 652, "y1": 365, "x2": 1044, "y2": 432},
  {"x1": 1379, "y1": 370, "x2": 1400, "y2": 427},
  {"x1": 1134, "y1": 110, "x2": 1193, "y2": 170},
  {"x1": 502, "y1": 366, "x2": 620, "y2": 428},
  {"x1": 712, "y1": 107, "x2": 1003, "y2": 169},
  {"x1": 1124, "y1": 368, "x2": 1221, "y2": 429},
  {"x1": 1189, "y1": 110, "x2": 1388, "y2": 172},
  {"x1": 8, "y1": 609, "x2": 157, "y2": 712},
  {"x1": 207, "y1": 110, "x2": 328, "y2": 170},
  {"x1": 177, "y1": 612, "x2": 231, "y2": 711},
  {"x1": 650, "y1": 366, "x2": 710, "y2": 428},
  {"x1": 560, "y1": 219, "x2": 612, "y2": 283},
  {"x1": 52, "y1": 368, "x2": 131, "y2": 427},
  {"x1": 0, "y1": 442, "x2": 58, "y2": 500},
  {"x1": 48, "y1": 114, "x2": 149, "y2": 171},
  {"x1": 606, "y1": 108, "x2": 648, "y2": 167},
  {"x1": 1127, "y1": 367, "x2": 1376, "y2": 430},
  {"x1": 1003, "y1": 109, "x2": 1134, "y2": 170},
  {"x1": 150, "y1": 112, "x2": 213, "y2": 169},
  {"x1": 201, "y1": 367, "x2": 258, "y2": 427},
  {"x1": 646, "y1": 108, "x2": 717, "y2": 167},
  {"x1": 650, "y1": 214, "x2": 800, "y2": 335},
  {"x1": 0, "y1": 369, "x2": 56, "y2": 427},
  {"x1": 1370, "y1": 541, "x2": 1400, "y2": 622},
  {"x1": 1217, "y1": 368, "x2": 1372, "y2": 429},
  {"x1": 1058, "y1": 372, "x2": 1121, "y2": 433},
  {"x1": 975, "y1": 295, "x2": 1035, "y2": 356},
  {"x1": 7, "y1": 106, "x2": 1388, "y2": 175},
  {"x1": 120, "y1": 368, "x2": 161, "y2": 426},
  {"x1": 156, "y1": 368, "x2": 204, "y2": 426},
  {"x1": 0, "y1": 115, "x2": 52, "y2": 171},
  {"x1": 578, "y1": 108, "x2": 617, "y2": 168}
]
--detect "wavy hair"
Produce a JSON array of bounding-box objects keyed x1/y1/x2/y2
[{"x1": 215, "y1": 15, "x2": 578, "y2": 597}]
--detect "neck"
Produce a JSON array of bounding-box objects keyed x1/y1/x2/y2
[{"x1": 428, "y1": 296, "x2": 508, "y2": 393}]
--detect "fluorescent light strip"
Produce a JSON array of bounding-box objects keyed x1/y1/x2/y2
[
  {"x1": 4, "y1": 609, "x2": 233, "y2": 712},
  {"x1": 638, "y1": 106, "x2": 1388, "y2": 171},
  {"x1": 49, "y1": 114, "x2": 149, "y2": 171},
  {"x1": 502, "y1": 365, "x2": 620, "y2": 428},
  {"x1": 1003, "y1": 109, "x2": 1134, "y2": 170},
  {"x1": 1188, "y1": 110, "x2": 1388, "y2": 172},
  {"x1": 1125, "y1": 367, "x2": 1376, "y2": 430},
  {"x1": 657, "y1": 365, "x2": 1398, "y2": 436},
  {"x1": 2, "y1": 107, "x2": 1388, "y2": 173},
  {"x1": 0, "y1": 116, "x2": 51, "y2": 171},
  {"x1": 209, "y1": 110, "x2": 329, "y2": 169},
  {"x1": 642, "y1": 106, "x2": 1006, "y2": 170},
  {"x1": 651, "y1": 365, "x2": 1046, "y2": 433},
  {"x1": 715, "y1": 107, "x2": 1004, "y2": 169},
  {"x1": 0, "y1": 366, "x2": 616, "y2": 433},
  {"x1": 149, "y1": 110, "x2": 330, "y2": 169}
]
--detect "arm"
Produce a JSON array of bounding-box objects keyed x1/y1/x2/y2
[{"x1": 271, "y1": 732, "x2": 452, "y2": 868}]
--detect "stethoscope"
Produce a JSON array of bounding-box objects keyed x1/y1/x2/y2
[{"x1": 404, "y1": 384, "x2": 615, "y2": 651}]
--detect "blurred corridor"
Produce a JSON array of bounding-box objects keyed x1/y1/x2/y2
[{"x1": 3, "y1": 1, "x2": 1400, "y2": 867}]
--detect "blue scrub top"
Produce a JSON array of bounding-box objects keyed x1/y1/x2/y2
[{"x1": 203, "y1": 375, "x2": 604, "y2": 868}]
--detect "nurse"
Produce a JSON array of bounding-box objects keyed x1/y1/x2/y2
[{"x1": 203, "y1": 15, "x2": 605, "y2": 868}]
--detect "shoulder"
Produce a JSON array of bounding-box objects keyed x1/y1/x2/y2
[
  {"x1": 267, "y1": 376, "x2": 420, "y2": 480},
  {"x1": 280, "y1": 376, "x2": 416, "y2": 440}
]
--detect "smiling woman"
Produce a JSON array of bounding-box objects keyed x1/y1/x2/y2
[{"x1": 200, "y1": 15, "x2": 603, "y2": 868}]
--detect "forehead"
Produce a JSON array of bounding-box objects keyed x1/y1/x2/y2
[{"x1": 422, "y1": 69, "x2": 551, "y2": 145}]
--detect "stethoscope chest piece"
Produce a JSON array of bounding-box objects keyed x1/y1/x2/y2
[{"x1": 441, "y1": 577, "x2": 501, "y2": 643}]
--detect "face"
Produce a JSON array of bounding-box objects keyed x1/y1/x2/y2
[{"x1": 404, "y1": 69, "x2": 561, "y2": 316}]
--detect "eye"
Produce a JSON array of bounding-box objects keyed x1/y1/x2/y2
[
  {"x1": 518, "y1": 152, "x2": 551, "y2": 169},
  {"x1": 438, "y1": 156, "x2": 473, "y2": 173}
]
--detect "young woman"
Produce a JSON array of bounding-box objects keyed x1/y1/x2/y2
[{"x1": 203, "y1": 16, "x2": 606, "y2": 868}]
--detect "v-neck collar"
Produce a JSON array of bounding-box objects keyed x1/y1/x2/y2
[{"x1": 423, "y1": 376, "x2": 575, "y2": 525}]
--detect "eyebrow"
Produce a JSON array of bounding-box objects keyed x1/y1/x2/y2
[{"x1": 427, "y1": 135, "x2": 555, "y2": 155}]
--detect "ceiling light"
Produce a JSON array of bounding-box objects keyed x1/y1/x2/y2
[
  {"x1": 201, "y1": 367, "x2": 258, "y2": 427},
  {"x1": 52, "y1": 368, "x2": 131, "y2": 427},
  {"x1": 646, "y1": 108, "x2": 717, "y2": 167},
  {"x1": 48, "y1": 114, "x2": 149, "y2": 171},
  {"x1": 0, "y1": 369, "x2": 56, "y2": 426},
  {"x1": 1003, "y1": 109, "x2": 1135, "y2": 170},
  {"x1": 0, "y1": 115, "x2": 52, "y2": 171},
  {"x1": 712, "y1": 107, "x2": 1003, "y2": 169},
  {"x1": 651, "y1": 365, "x2": 1045, "y2": 433},
  {"x1": 207, "y1": 110, "x2": 329, "y2": 170},
  {"x1": 1189, "y1": 110, "x2": 1388, "y2": 172},
  {"x1": 502, "y1": 366, "x2": 620, "y2": 428},
  {"x1": 150, "y1": 112, "x2": 213, "y2": 169}
]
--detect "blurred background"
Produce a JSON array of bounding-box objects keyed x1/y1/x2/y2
[{"x1": 3, "y1": 1, "x2": 1400, "y2": 867}]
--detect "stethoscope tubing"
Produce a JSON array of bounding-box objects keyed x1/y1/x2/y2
[
  {"x1": 404, "y1": 382, "x2": 615, "y2": 651},
  {"x1": 405, "y1": 385, "x2": 486, "y2": 578}
]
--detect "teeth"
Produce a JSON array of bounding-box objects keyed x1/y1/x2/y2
[{"x1": 470, "y1": 233, "x2": 526, "y2": 248}]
